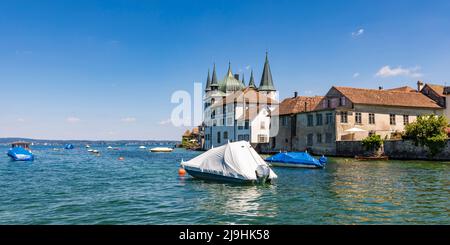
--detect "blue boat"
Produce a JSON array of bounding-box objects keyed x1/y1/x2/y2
[
  {"x1": 64, "y1": 144, "x2": 74, "y2": 150},
  {"x1": 7, "y1": 142, "x2": 34, "y2": 161},
  {"x1": 265, "y1": 152, "x2": 327, "y2": 169}
]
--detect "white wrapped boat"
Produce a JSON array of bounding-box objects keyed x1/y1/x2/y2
[
  {"x1": 150, "y1": 147, "x2": 173, "y2": 152},
  {"x1": 181, "y1": 141, "x2": 277, "y2": 184}
]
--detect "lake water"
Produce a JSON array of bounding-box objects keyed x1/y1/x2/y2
[{"x1": 0, "y1": 144, "x2": 449, "y2": 224}]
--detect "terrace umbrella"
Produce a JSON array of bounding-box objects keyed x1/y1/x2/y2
[{"x1": 345, "y1": 127, "x2": 366, "y2": 140}]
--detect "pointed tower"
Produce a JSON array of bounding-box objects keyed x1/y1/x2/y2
[
  {"x1": 210, "y1": 63, "x2": 219, "y2": 91},
  {"x1": 258, "y1": 52, "x2": 277, "y2": 100},
  {"x1": 241, "y1": 73, "x2": 245, "y2": 87},
  {"x1": 205, "y1": 69, "x2": 211, "y2": 92},
  {"x1": 219, "y1": 62, "x2": 245, "y2": 92},
  {"x1": 226, "y1": 61, "x2": 233, "y2": 77},
  {"x1": 248, "y1": 70, "x2": 256, "y2": 89},
  {"x1": 259, "y1": 52, "x2": 276, "y2": 91}
]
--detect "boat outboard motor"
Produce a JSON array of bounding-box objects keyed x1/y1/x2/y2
[
  {"x1": 319, "y1": 155, "x2": 328, "y2": 166},
  {"x1": 255, "y1": 165, "x2": 270, "y2": 184}
]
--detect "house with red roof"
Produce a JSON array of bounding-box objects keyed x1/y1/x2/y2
[
  {"x1": 267, "y1": 85, "x2": 444, "y2": 154},
  {"x1": 419, "y1": 81, "x2": 450, "y2": 120}
]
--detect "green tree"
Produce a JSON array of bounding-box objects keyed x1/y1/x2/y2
[
  {"x1": 362, "y1": 134, "x2": 383, "y2": 152},
  {"x1": 404, "y1": 115, "x2": 448, "y2": 156}
]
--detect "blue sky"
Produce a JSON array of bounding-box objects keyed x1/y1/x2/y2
[{"x1": 1, "y1": 0, "x2": 450, "y2": 140}]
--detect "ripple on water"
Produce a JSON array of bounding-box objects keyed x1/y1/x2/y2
[{"x1": 0, "y1": 145, "x2": 449, "y2": 224}]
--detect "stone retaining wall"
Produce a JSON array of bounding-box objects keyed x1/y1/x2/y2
[{"x1": 336, "y1": 140, "x2": 450, "y2": 161}]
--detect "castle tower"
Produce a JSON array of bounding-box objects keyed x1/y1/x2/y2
[
  {"x1": 258, "y1": 52, "x2": 277, "y2": 100},
  {"x1": 210, "y1": 63, "x2": 219, "y2": 91},
  {"x1": 204, "y1": 69, "x2": 211, "y2": 93},
  {"x1": 248, "y1": 70, "x2": 256, "y2": 89}
]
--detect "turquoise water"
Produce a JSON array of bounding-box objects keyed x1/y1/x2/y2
[{"x1": 0, "y1": 145, "x2": 449, "y2": 224}]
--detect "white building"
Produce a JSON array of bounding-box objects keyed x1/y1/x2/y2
[{"x1": 203, "y1": 54, "x2": 278, "y2": 149}]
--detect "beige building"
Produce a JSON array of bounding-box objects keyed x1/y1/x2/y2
[
  {"x1": 419, "y1": 82, "x2": 450, "y2": 120},
  {"x1": 269, "y1": 86, "x2": 444, "y2": 155},
  {"x1": 270, "y1": 93, "x2": 323, "y2": 151}
]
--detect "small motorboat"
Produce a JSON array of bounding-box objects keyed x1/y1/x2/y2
[
  {"x1": 265, "y1": 152, "x2": 327, "y2": 169},
  {"x1": 150, "y1": 147, "x2": 173, "y2": 152},
  {"x1": 139, "y1": 146, "x2": 146, "y2": 149},
  {"x1": 181, "y1": 141, "x2": 277, "y2": 184},
  {"x1": 85, "y1": 144, "x2": 91, "y2": 148},
  {"x1": 64, "y1": 144, "x2": 74, "y2": 150},
  {"x1": 107, "y1": 146, "x2": 113, "y2": 149},
  {"x1": 7, "y1": 142, "x2": 34, "y2": 161},
  {"x1": 87, "y1": 149, "x2": 94, "y2": 152}
]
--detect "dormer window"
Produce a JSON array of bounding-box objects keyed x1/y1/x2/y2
[{"x1": 340, "y1": 97, "x2": 346, "y2": 106}]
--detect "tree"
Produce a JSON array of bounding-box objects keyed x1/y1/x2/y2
[
  {"x1": 404, "y1": 115, "x2": 448, "y2": 156},
  {"x1": 362, "y1": 134, "x2": 384, "y2": 155}
]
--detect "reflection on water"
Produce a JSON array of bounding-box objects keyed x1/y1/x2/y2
[
  {"x1": 329, "y1": 159, "x2": 449, "y2": 224},
  {"x1": 0, "y1": 145, "x2": 448, "y2": 224},
  {"x1": 183, "y1": 180, "x2": 279, "y2": 223}
]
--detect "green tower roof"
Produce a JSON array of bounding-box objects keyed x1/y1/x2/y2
[
  {"x1": 219, "y1": 62, "x2": 245, "y2": 92},
  {"x1": 210, "y1": 63, "x2": 219, "y2": 89},
  {"x1": 248, "y1": 69, "x2": 256, "y2": 89},
  {"x1": 205, "y1": 69, "x2": 211, "y2": 91},
  {"x1": 258, "y1": 52, "x2": 276, "y2": 91}
]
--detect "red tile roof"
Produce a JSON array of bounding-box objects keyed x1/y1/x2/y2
[
  {"x1": 191, "y1": 127, "x2": 199, "y2": 135},
  {"x1": 182, "y1": 130, "x2": 191, "y2": 137},
  {"x1": 277, "y1": 96, "x2": 324, "y2": 115},
  {"x1": 386, "y1": 86, "x2": 417, "y2": 93},
  {"x1": 424, "y1": 84, "x2": 445, "y2": 97},
  {"x1": 210, "y1": 88, "x2": 277, "y2": 108},
  {"x1": 334, "y1": 86, "x2": 442, "y2": 109},
  {"x1": 237, "y1": 105, "x2": 267, "y2": 120}
]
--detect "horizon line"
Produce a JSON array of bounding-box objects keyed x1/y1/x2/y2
[{"x1": 0, "y1": 137, "x2": 180, "y2": 142}]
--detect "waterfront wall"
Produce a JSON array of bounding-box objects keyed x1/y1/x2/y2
[
  {"x1": 260, "y1": 138, "x2": 450, "y2": 160},
  {"x1": 335, "y1": 141, "x2": 365, "y2": 157},
  {"x1": 335, "y1": 140, "x2": 450, "y2": 160},
  {"x1": 383, "y1": 140, "x2": 450, "y2": 161}
]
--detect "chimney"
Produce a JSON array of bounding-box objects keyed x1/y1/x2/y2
[
  {"x1": 378, "y1": 86, "x2": 383, "y2": 90},
  {"x1": 294, "y1": 91, "x2": 298, "y2": 98},
  {"x1": 304, "y1": 101, "x2": 307, "y2": 111},
  {"x1": 417, "y1": 80, "x2": 424, "y2": 92},
  {"x1": 234, "y1": 74, "x2": 239, "y2": 80}
]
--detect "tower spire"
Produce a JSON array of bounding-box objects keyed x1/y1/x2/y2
[
  {"x1": 258, "y1": 52, "x2": 276, "y2": 91},
  {"x1": 210, "y1": 63, "x2": 218, "y2": 90},
  {"x1": 241, "y1": 73, "x2": 245, "y2": 86},
  {"x1": 205, "y1": 69, "x2": 211, "y2": 92},
  {"x1": 248, "y1": 69, "x2": 256, "y2": 89},
  {"x1": 227, "y1": 61, "x2": 233, "y2": 77}
]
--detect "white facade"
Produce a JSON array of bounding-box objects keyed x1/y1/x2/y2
[
  {"x1": 203, "y1": 92, "x2": 277, "y2": 149},
  {"x1": 202, "y1": 55, "x2": 278, "y2": 150}
]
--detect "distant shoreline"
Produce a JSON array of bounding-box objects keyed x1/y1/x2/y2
[{"x1": 0, "y1": 138, "x2": 180, "y2": 144}]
